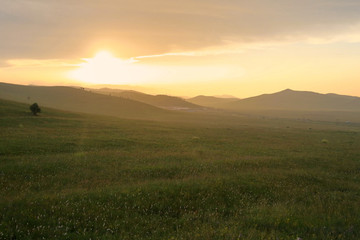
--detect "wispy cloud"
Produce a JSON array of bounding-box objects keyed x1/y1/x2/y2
[
  {"x1": 134, "y1": 43, "x2": 247, "y2": 60},
  {"x1": 2, "y1": 59, "x2": 81, "y2": 69}
]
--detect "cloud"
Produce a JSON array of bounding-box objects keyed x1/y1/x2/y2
[{"x1": 1, "y1": 0, "x2": 360, "y2": 59}]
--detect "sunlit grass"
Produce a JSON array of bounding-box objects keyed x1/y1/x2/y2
[{"x1": 1, "y1": 99, "x2": 360, "y2": 239}]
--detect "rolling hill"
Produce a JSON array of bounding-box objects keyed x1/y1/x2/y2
[
  {"x1": 187, "y1": 95, "x2": 239, "y2": 108},
  {"x1": 91, "y1": 88, "x2": 203, "y2": 110},
  {"x1": 0, "y1": 82, "x2": 172, "y2": 119},
  {"x1": 218, "y1": 89, "x2": 360, "y2": 111}
]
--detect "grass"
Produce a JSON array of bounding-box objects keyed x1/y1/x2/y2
[{"x1": 1, "y1": 99, "x2": 360, "y2": 239}]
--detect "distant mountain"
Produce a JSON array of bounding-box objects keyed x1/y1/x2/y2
[
  {"x1": 218, "y1": 89, "x2": 360, "y2": 111},
  {"x1": 0, "y1": 82, "x2": 172, "y2": 119},
  {"x1": 214, "y1": 94, "x2": 238, "y2": 99},
  {"x1": 91, "y1": 88, "x2": 203, "y2": 110},
  {"x1": 187, "y1": 95, "x2": 239, "y2": 108}
]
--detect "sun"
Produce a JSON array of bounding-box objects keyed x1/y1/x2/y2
[{"x1": 68, "y1": 50, "x2": 137, "y2": 85}]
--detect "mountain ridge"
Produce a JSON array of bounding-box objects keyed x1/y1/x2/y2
[
  {"x1": 217, "y1": 88, "x2": 360, "y2": 111},
  {"x1": 1, "y1": 82, "x2": 360, "y2": 119}
]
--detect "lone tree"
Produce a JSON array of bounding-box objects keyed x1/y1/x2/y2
[{"x1": 30, "y1": 103, "x2": 41, "y2": 116}]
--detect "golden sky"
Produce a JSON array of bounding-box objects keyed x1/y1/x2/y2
[{"x1": 1, "y1": 0, "x2": 360, "y2": 97}]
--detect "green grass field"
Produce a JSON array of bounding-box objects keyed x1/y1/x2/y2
[{"x1": 1, "y1": 99, "x2": 360, "y2": 239}]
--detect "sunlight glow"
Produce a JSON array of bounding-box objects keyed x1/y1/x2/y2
[
  {"x1": 67, "y1": 50, "x2": 243, "y2": 87},
  {"x1": 68, "y1": 50, "x2": 139, "y2": 84}
]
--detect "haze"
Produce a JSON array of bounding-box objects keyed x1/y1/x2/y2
[{"x1": 1, "y1": 0, "x2": 360, "y2": 98}]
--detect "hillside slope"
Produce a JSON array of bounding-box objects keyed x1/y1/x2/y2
[{"x1": 0, "y1": 82, "x2": 171, "y2": 119}]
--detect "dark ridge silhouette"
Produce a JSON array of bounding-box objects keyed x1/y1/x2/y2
[
  {"x1": 0, "y1": 82, "x2": 172, "y2": 119},
  {"x1": 218, "y1": 89, "x2": 360, "y2": 111},
  {"x1": 187, "y1": 95, "x2": 239, "y2": 108},
  {"x1": 91, "y1": 88, "x2": 203, "y2": 110}
]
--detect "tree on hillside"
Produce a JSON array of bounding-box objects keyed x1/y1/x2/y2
[{"x1": 30, "y1": 103, "x2": 41, "y2": 116}]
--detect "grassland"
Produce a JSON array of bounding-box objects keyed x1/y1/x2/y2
[{"x1": 1, "y1": 99, "x2": 360, "y2": 239}]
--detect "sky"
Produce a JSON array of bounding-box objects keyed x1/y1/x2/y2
[{"x1": 1, "y1": 0, "x2": 360, "y2": 98}]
